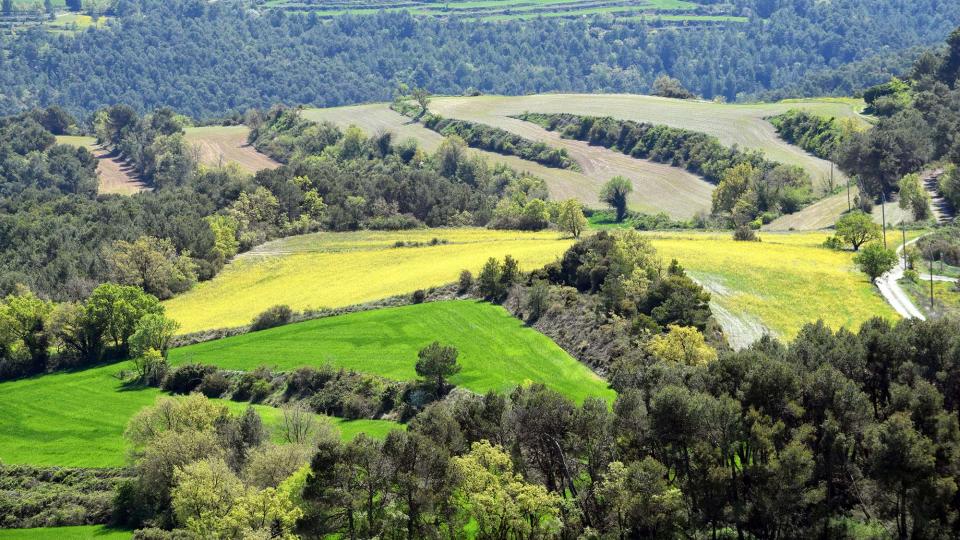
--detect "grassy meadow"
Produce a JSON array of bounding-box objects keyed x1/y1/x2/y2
[
  {"x1": 644, "y1": 231, "x2": 902, "y2": 345},
  {"x1": 165, "y1": 228, "x2": 574, "y2": 334},
  {"x1": 0, "y1": 526, "x2": 130, "y2": 539},
  {"x1": 171, "y1": 300, "x2": 614, "y2": 404},
  {"x1": 0, "y1": 361, "x2": 401, "y2": 468}
]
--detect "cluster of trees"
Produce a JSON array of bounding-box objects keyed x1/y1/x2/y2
[
  {"x1": 521, "y1": 112, "x2": 812, "y2": 224},
  {"x1": 116, "y1": 312, "x2": 960, "y2": 539},
  {"x1": 837, "y1": 28, "x2": 960, "y2": 200},
  {"x1": 250, "y1": 106, "x2": 588, "y2": 233},
  {"x1": 2, "y1": 0, "x2": 960, "y2": 117},
  {"x1": 769, "y1": 108, "x2": 861, "y2": 162},
  {"x1": 91, "y1": 105, "x2": 195, "y2": 189},
  {"x1": 419, "y1": 113, "x2": 579, "y2": 171},
  {"x1": 0, "y1": 283, "x2": 177, "y2": 380}
]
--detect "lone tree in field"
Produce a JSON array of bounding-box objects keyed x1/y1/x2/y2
[
  {"x1": 411, "y1": 87, "x2": 431, "y2": 120},
  {"x1": 416, "y1": 341, "x2": 461, "y2": 396},
  {"x1": 601, "y1": 176, "x2": 633, "y2": 222},
  {"x1": 836, "y1": 211, "x2": 881, "y2": 251},
  {"x1": 651, "y1": 75, "x2": 696, "y2": 100},
  {"x1": 854, "y1": 243, "x2": 898, "y2": 281},
  {"x1": 557, "y1": 199, "x2": 588, "y2": 238}
]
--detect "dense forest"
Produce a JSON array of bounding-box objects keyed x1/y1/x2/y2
[
  {"x1": 836, "y1": 28, "x2": 960, "y2": 200},
  {"x1": 1, "y1": 0, "x2": 960, "y2": 117}
]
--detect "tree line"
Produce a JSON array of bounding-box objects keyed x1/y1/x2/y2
[{"x1": 519, "y1": 112, "x2": 813, "y2": 226}]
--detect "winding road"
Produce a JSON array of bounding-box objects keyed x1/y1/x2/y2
[{"x1": 875, "y1": 236, "x2": 957, "y2": 320}]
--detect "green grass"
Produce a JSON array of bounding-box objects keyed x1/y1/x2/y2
[
  {"x1": 171, "y1": 300, "x2": 613, "y2": 404},
  {"x1": 165, "y1": 228, "x2": 573, "y2": 334},
  {"x1": 0, "y1": 526, "x2": 130, "y2": 539},
  {"x1": 901, "y1": 277, "x2": 960, "y2": 319},
  {"x1": 0, "y1": 362, "x2": 403, "y2": 468}
]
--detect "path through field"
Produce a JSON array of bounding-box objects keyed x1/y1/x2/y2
[
  {"x1": 923, "y1": 169, "x2": 955, "y2": 224},
  {"x1": 185, "y1": 125, "x2": 280, "y2": 173},
  {"x1": 56, "y1": 135, "x2": 150, "y2": 195}
]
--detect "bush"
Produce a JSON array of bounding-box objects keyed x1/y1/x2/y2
[
  {"x1": 250, "y1": 305, "x2": 293, "y2": 331},
  {"x1": 823, "y1": 235, "x2": 845, "y2": 250},
  {"x1": 458, "y1": 270, "x2": 474, "y2": 294},
  {"x1": 162, "y1": 363, "x2": 217, "y2": 394},
  {"x1": 285, "y1": 365, "x2": 335, "y2": 399},
  {"x1": 234, "y1": 367, "x2": 274, "y2": 403},
  {"x1": 412, "y1": 289, "x2": 426, "y2": 304},
  {"x1": 733, "y1": 226, "x2": 759, "y2": 242},
  {"x1": 198, "y1": 371, "x2": 230, "y2": 398}
]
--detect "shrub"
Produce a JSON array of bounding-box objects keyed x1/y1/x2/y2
[
  {"x1": 822, "y1": 235, "x2": 845, "y2": 250},
  {"x1": 162, "y1": 363, "x2": 217, "y2": 394},
  {"x1": 285, "y1": 365, "x2": 335, "y2": 399},
  {"x1": 733, "y1": 226, "x2": 759, "y2": 242},
  {"x1": 458, "y1": 269, "x2": 474, "y2": 294},
  {"x1": 412, "y1": 289, "x2": 426, "y2": 304},
  {"x1": 251, "y1": 305, "x2": 293, "y2": 331},
  {"x1": 234, "y1": 367, "x2": 274, "y2": 403},
  {"x1": 198, "y1": 371, "x2": 230, "y2": 398}
]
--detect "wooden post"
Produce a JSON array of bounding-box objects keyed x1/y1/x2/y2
[
  {"x1": 930, "y1": 257, "x2": 935, "y2": 310},
  {"x1": 902, "y1": 223, "x2": 907, "y2": 270}
]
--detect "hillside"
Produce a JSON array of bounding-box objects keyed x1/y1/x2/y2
[
  {"x1": 184, "y1": 125, "x2": 279, "y2": 174},
  {"x1": 171, "y1": 300, "x2": 613, "y2": 403},
  {"x1": 164, "y1": 228, "x2": 573, "y2": 334},
  {"x1": 307, "y1": 94, "x2": 866, "y2": 222}
]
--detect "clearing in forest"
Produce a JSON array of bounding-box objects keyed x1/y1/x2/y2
[
  {"x1": 0, "y1": 361, "x2": 400, "y2": 468},
  {"x1": 55, "y1": 135, "x2": 150, "y2": 195},
  {"x1": 170, "y1": 300, "x2": 614, "y2": 404},
  {"x1": 184, "y1": 125, "x2": 280, "y2": 174},
  {"x1": 164, "y1": 228, "x2": 574, "y2": 334}
]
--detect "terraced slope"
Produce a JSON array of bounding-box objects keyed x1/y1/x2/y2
[{"x1": 304, "y1": 104, "x2": 713, "y2": 218}]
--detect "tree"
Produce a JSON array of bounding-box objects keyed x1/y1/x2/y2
[
  {"x1": 2, "y1": 0, "x2": 12, "y2": 15},
  {"x1": 898, "y1": 172, "x2": 931, "y2": 221},
  {"x1": 556, "y1": 199, "x2": 588, "y2": 238},
  {"x1": 601, "y1": 176, "x2": 633, "y2": 222},
  {"x1": 450, "y1": 441, "x2": 563, "y2": 538},
  {"x1": 854, "y1": 243, "x2": 898, "y2": 280},
  {"x1": 647, "y1": 325, "x2": 717, "y2": 366},
  {"x1": 65, "y1": 0, "x2": 81, "y2": 11},
  {"x1": 525, "y1": 280, "x2": 550, "y2": 321},
  {"x1": 835, "y1": 210, "x2": 881, "y2": 251},
  {"x1": 598, "y1": 458, "x2": 686, "y2": 538},
  {"x1": 85, "y1": 283, "x2": 163, "y2": 351},
  {"x1": 106, "y1": 236, "x2": 198, "y2": 300},
  {"x1": 651, "y1": 75, "x2": 696, "y2": 99},
  {"x1": 129, "y1": 313, "x2": 179, "y2": 359},
  {"x1": 477, "y1": 257, "x2": 504, "y2": 301},
  {"x1": 712, "y1": 162, "x2": 755, "y2": 216},
  {"x1": 411, "y1": 87, "x2": 431, "y2": 120},
  {"x1": 415, "y1": 341, "x2": 461, "y2": 395}
]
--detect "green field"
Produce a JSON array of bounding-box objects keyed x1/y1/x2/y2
[
  {"x1": 0, "y1": 526, "x2": 130, "y2": 539},
  {"x1": 0, "y1": 362, "x2": 401, "y2": 468},
  {"x1": 258, "y1": 0, "x2": 736, "y2": 23},
  {"x1": 306, "y1": 95, "x2": 867, "y2": 222},
  {"x1": 165, "y1": 228, "x2": 574, "y2": 334},
  {"x1": 171, "y1": 300, "x2": 613, "y2": 404}
]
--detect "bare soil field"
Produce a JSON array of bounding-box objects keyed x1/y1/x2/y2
[
  {"x1": 184, "y1": 126, "x2": 280, "y2": 173},
  {"x1": 56, "y1": 135, "x2": 150, "y2": 195}
]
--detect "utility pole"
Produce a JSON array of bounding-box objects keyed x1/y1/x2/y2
[
  {"x1": 846, "y1": 173, "x2": 852, "y2": 212},
  {"x1": 930, "y1": 257, "x2": 935, "y2": 310},
  {"x1": 902, "y1": 222, "x2": 907, "y2": 270}
]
